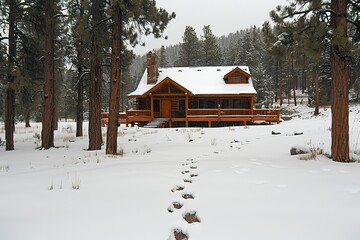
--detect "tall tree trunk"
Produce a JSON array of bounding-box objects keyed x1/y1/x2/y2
[
  {"x1": 25, "y1": 108, "x2": 31, "y2": 127},
  {"x1": 279, "y1": 61, "x2": 283, "y2": 106},
  {"x1": 23, "y1": 89, "x2": 32, "y2": 127},
  {"x1": 106, "y1": 3, "x2": 122, "y2": 155},
  {"x1": 76, "y1": 1, "x2": 85, "y2": 137},
  {"x1": 53, "y1": 80, "x2": 59, "y2": 130},
  {"x1": 42, "y1": 0, "x2": 55, "y2": 149},
  {"x1": 330, "y1": 0, "x2": 349, "y2": 162},
  {"x1": 302, "y1": 69, "x2": 306, "y2": 94},
  {"x1": 314, "y1": 67, "x2": 320, "y2": 116},
  {"x1": 274, "y1": 61, "x2": 278, "y2": 103},
  {"x1": 76, "y1": 41, "x2": 85, "y2": 137},
  {"x1": 88, "y1": 32, "x2": 103, "y2": 150},
  {"x1": 292, "y1": 60, "x2": 297, "y2": 106},
  {"x1": 5, "y1": 1, "x2": 16, "y2": 151},
  {"x1": 306, "y1": 64, "x2": 311, "y2": 105}
]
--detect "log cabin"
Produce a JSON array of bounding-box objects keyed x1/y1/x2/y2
[{"x1": 101, "y1": 52, "x2": 280, "y2": 128}]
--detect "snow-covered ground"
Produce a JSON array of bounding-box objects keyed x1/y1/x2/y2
[{"x1": 1, "y1": 105, "x2": 360, "y2": 240}]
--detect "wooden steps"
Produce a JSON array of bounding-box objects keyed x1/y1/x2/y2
[{"x1": 143, "y1": 118, "x2": 171, "y2": 128}]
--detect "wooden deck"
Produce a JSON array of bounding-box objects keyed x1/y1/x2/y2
[{"x1": 101, "y1": 107, "x2": 280, "y2": 128}]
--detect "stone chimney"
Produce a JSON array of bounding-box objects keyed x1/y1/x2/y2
[{"x1": 147, "y1": 52, "x2": 158, "y2": 84}]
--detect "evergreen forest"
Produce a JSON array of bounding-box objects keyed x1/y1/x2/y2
[{"x1": 0, "y1": 0, "x2": 359, "y2": 162}]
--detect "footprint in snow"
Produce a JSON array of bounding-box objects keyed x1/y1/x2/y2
[
  {"x1": 182, "y1": 192, "x2": 195, "y2": 199},
  {"x1": 183, "y1": 211, "x2": 201, "y2": 224},
  {"x1": 276, "y1": 184, "x2": 288, "y2": 188},
  {"x1": 183, "y1": 178, "x2": 192, "y2": 183},
  {"x1": 171, "y1": 185, "x2": 185, "y2": 192},
  {"x1": 181, "y1": 170, "x2": 190, "y2": 175},
  {"x1": 190, "y1": 165, "x2": 197, "y2": 170},
  {"x1": 172, "y1": 229, "x2": 189, "y2": 240},
  {"x1": 167, "y1": 201, "x2": 184, "y2": 213}
]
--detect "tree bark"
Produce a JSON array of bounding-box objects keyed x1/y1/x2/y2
[
  {"x1": 76, "y1": 41, "x2": 85, "y2": 137},
  {"x1": 106, "y1": 2, "x2": 122, "y2": 155},
  {"x1": 41, "y1": 0, "x2": 55, "y2": 149},
  {"x1": 75, "y1": 1, "x2": 85, "y2": 137},
  {"x1": 314, "y1": 67, "x2": 320, "y2": 115},
  {"x1": 330, "y1": 0, "x2": 349, "y2": 162},
  {"x1": 88, "y1": 28, "x2": 103, "y2": 150},
  {"x1": 292, "y1": 60, "x2": 297, "y2": 106},
  {"x1": 279, "y1": 61, "x2": 283, "y2": 106},
  {"x1": 5, "y1": 1, "x2": 16, "y2": 151}
]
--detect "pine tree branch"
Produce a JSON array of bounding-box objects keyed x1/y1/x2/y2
[{"x1": 92, "y1": 17, "x2": 111, "y2": 29}]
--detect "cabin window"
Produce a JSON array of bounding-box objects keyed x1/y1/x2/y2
[
  {"x1": 199, "y1": 99, "x2": 216, "y2": 109},
  {"x1": 227, "y1": 74, "x2": 248, "y2": 84},
  {"x1": 221, "y1": 99, "x2": 230, "y2": 109},
  {"x1": 154, "y1": 100, "x2": 160, "y2": 112},
  {"x1": 179, "y1": 100, "x2": 185, "y2": 111},
  {"x1": 233, "y1": 99, "x2": 242, "y2": 108}
]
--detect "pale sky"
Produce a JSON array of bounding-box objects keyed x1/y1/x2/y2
[{"x1": 132, "y1": 0, "x2": 289, "y2": 55}]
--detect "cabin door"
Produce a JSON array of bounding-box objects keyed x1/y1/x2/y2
[{"x1": 161, "y1": 100, "x2": 171, "y2": 118}]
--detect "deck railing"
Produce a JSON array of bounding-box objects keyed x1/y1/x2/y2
[
  {"x1": 102, "y1": 107, "x2": 280, "y2": 127},
  {"x1": 187, "y1": 107, "x2": 280, "y2": 124},
  {"x1": 127, "y1": 109, "x2": 152, "y2": 117},
  {"x1": 187, "y1": 109, "x2": 219, "y2": 116}
]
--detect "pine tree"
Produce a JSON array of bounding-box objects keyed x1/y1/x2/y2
[
  {"x1": 200, "y1": 25, "x2": 222, "y2": 66},
  {"x1": 88, "y1": 0, "x2": 107, "y2": 151},
  {"x1": 41, "y1": 0, "x2": 57, "y2": 149},
  {"x1": 3, "y1": 0, "x2": 17, "y2": 150},
  {"x1": 176, "y1": 26, "x2": 201, "y2": 67},
  {"x1": 271, "y1": 0, "x2": 360, "y2": 162},
  {"x1": 68, "y1": 0, "x2": 90, "y2": 137},
  {"x1": 106, "y1": 0, "x2": 122, "y2": 155},
  {"x1": 106, "y1": 0, "x2": 175, "y2": 155},
  {"x1": 159, "y1": 45, "x2": 168, "y2": 67},
  {"x1": 253, "y1": 62, "x2": 275, "y2": 108}
]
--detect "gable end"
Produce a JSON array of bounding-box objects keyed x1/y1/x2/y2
[{"x1": 223, "y1": 67, "x2": 251, "y2": 84}]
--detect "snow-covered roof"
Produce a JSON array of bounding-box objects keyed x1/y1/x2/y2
[{"x1": 128, "y1": 66, "x2": 257, "y2": 97}]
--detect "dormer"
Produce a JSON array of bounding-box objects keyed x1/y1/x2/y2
[{"x1": 223, "y1": 67, "x2": 251, "y2": 84}]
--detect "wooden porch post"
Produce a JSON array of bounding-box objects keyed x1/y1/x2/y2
[
  {"x1": 185, "y1": 93, "x2": 189, "y2": 127},
  {"x1": 125, "y1": 106, "x2": 128, "y2": 127},
  {"x1": 217, "y1": 104, "x2": 221, "y2": 121},
  {"x1": 250, "y1": 96, "x2": 254, "y2": 115},
  {"x1": 150, "y1": 93, "x2": 154, "y2": 120}
]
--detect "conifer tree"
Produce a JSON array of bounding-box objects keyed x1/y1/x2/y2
[
  {"x1": 68, "y1": 0, "x2": 90, "y2": 137},
  {"x1": 271, "y1": 0, "x2": 360, "y2": 162},
  {"x1": 3, "y1": 0, "x2": 17, "y2": 150},
  {"x1": 200, "y1": 25, "x2": 222, "y2": 66},
  {"x1": 106, "y1": 0, "x2": 175, "y2": 155},
  {"x1": 41, "y1": 0, "x2": 57, "y2": 149},
  {"x1": 88, "y1": 0, "x2": 107, "y2": 150},
  {"x1": 159, "y1": 45, "x2": 168, "y2": 67},
  {"x1": 176, "y1": 26, "x2": 201, "y2": 67}
]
